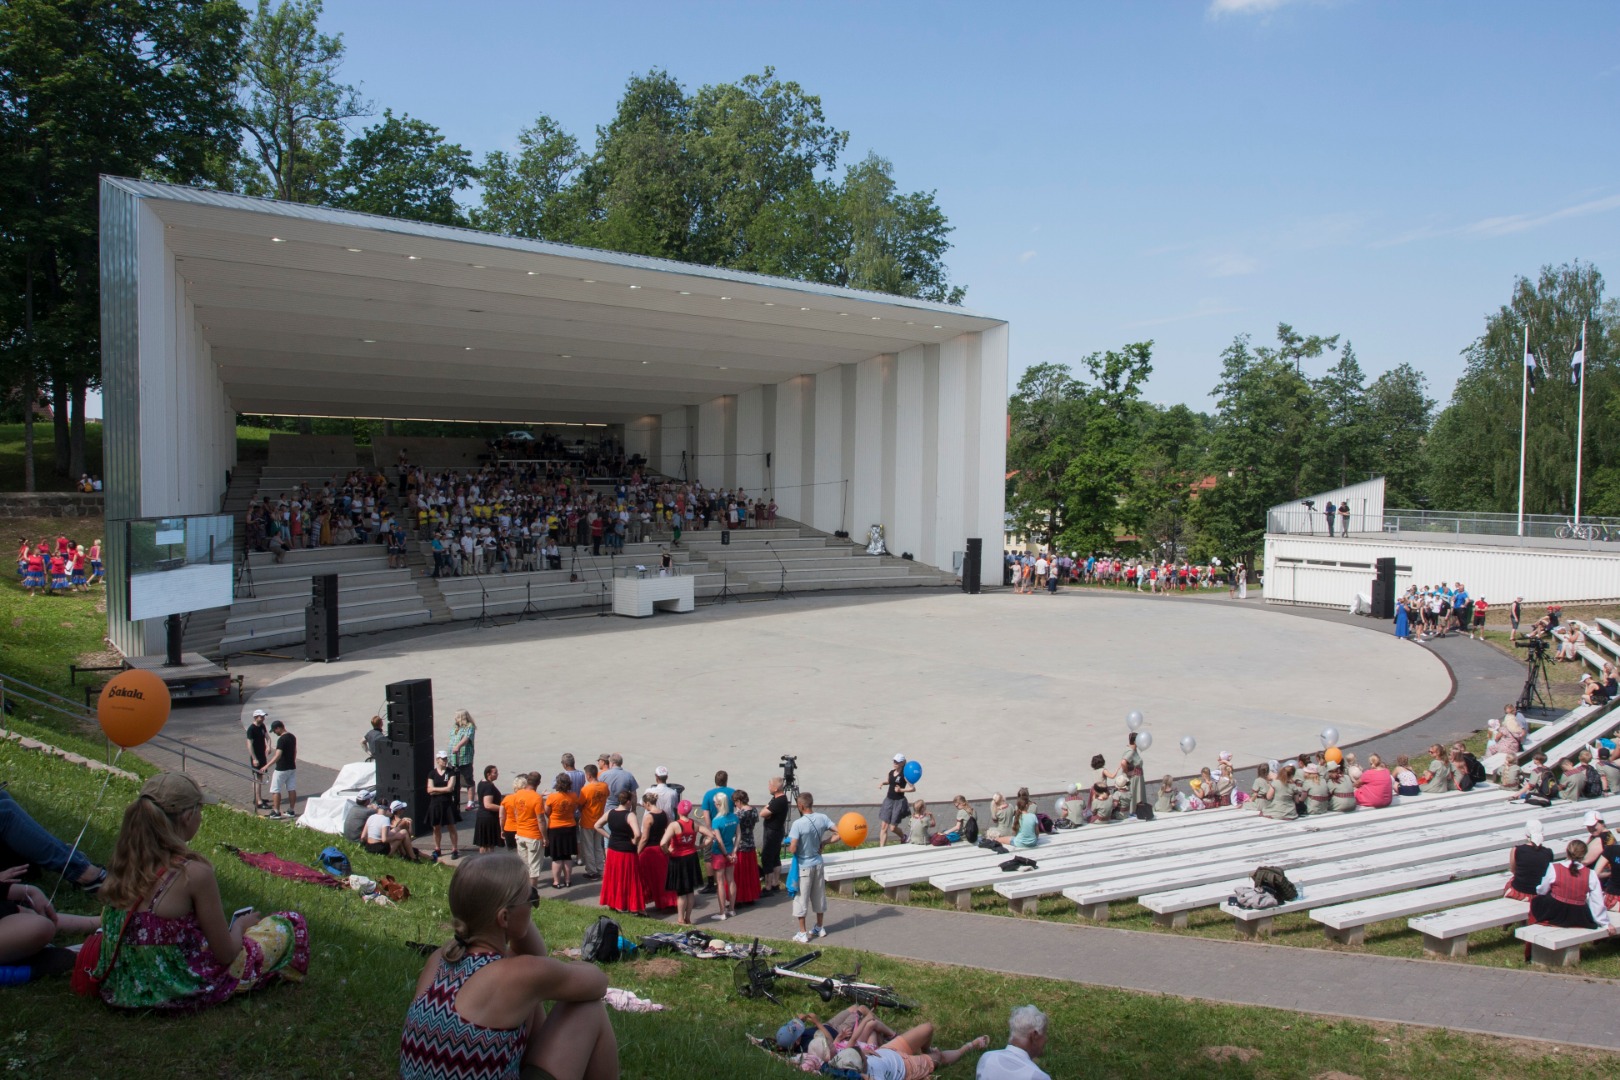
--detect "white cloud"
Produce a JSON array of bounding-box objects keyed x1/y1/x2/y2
[
  {"x1": 1018, "y1": 249, "x2": 1038, "y2": 263},
  {"x1": 1123, "y1": 300, "x2": 1243, "y2": 329},
  {"x1": 1370, "y1": 192, "x2": 1620, "y2": 247},
  {"x1": 1208, "y1": 0, "x2": 1300, "y2": 16}
]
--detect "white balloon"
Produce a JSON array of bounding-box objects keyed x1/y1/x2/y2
[
  {"x1": 1135, "y1": 731, "x2": 1153, "y2": 752},
  {"x1": 1127, "y1": 710, "x2": 1145, "y2": 732},
  {"x1": 1319, "y1": 726, "x2": 1340, "y2": 749},
  {"x1": 1180, "y1": 735, "x2": 1197, "y2": 756}
]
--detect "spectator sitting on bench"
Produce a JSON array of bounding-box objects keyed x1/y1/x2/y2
[{"x1": 1582, "y1": 673, "x2": 1612, "y2": 707}]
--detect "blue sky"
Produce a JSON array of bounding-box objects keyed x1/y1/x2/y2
[{"x1": 317, "y1": 0, "x2": 1619, "y2": 411}]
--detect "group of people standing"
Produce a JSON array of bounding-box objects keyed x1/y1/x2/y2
[{"x1": 15, "y1": 535, "x2": 101, "y2": 597}]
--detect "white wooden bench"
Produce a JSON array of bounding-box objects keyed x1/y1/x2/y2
[
  {"x1": 1573, "y1": 620, "x2": 1620, "y2": 664},
  {"x1": 1129, "y1": 795, "x2": 1619, "y2": 927},
  {"x1": 1536, "y1": 703, "x2": 1620, "y2": 767},
  {"x1": 1598, "y1": 617, "x2": 1620, "y2": 645},
  {"x1": 1219, "y1": 853, "x2": 1511, "y2": 939},
  {"x1": 1521, "y1": 704, "x2": 1600, "y2": 758},
  {"x1": 990, "y1": 788, "x2": 1526, "y2": 918},
  {"x1": 1407, "y1": 897, "x2": 1529, "y2": 958},
  {"x1": 1309, "y1": 873, "x2": 1509, "y2": 946},
  {"x1": 1515, "y1": 922, "x2": 1618, "y2": 967}
]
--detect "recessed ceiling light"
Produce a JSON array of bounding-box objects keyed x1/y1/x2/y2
[
  {"x1": 346, "y1": 247, "x2": 362, "y2": 253},
  {"x1": 871, "y1": 316, "x2": 881, "y2": 320},
  {"x1": 719, "y1": 366, "x2": 728, "y2": 370},
  {"x1": 763, "y1": 302, "x2": 775, "y2": 306},
  {"x1": 838, "y1": 312, "x2": 849, "y2": 316},
  {"x1": 361, "y1": 339, "x2": 376, "y2": 343},
  {"x1": 581, "y1": 279, "x2": 595, "y2": 283},
  {"x1": 679, "y1": 291, "x2": 691, "y2": 295},
  {"x1": 406, "y1": 255, "x2": 421, "y2": 260},
  {"x1": 642, "y1": 361, "x2": 649, "y2": 365},
  {"x1": 933, "y1": 325, "x2": 943, "y2": 329},
  {"x1": 628, "y1": 284, "x2": 641, "y2": 289},
  {"x1": 271, "y1": 237, "x2": 285, "y2": 243},
  {"x1": 560, "y1": 354, "x2": 571, "y2": 359},
  {"x1": 471, "y1": 264, "x2": 485, "y2": 269},
  {"x1": 800, "y1": 307, "x2": 810, "y2": 312},
  {"x1": 527, "y1": 271, "x2": 538, "y2": 276},
  {"x1": 464, "y1": 347, "x2": 474, "y2": 351},
  {"x1": 720, "y1": 296, "x2": 731, "y2": 301}
]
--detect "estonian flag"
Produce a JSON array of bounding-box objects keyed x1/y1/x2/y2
[
  {"x1": 1525, "y1": 341, "x2": 1539, "y2": 393},
  {"x1": 1571, "y1": 342, "x2": 1585, "y2": 385}
]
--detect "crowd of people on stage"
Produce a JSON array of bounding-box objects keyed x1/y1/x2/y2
[
  {"x1": 14, "y1": 534, "x2": 102, "y2": 597},
  {"x1": 1005, "y1": 550, "x2": 1247, "y2": 596},
  {"x1": 1393, "y1": 581, "x2": 1489, "y2": 641}
]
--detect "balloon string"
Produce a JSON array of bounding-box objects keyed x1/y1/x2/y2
[{"x1": 49, "y1": 748, "x2": 122, "y2": 906}]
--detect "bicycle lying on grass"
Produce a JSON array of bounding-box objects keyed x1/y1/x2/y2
[{"x1": 733, "y1": 939, "x2": 918, "y2": 1010}]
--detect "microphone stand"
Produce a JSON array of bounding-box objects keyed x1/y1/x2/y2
[
  {"x1": 516, "y1": 578, "x2": 547, "y2": 622},
  {"x1": 712, "y1": 561, "x2": 737, "y2": 605},
  {"x1": 474, "y1": 574, "x2": 498, "y2": 629},
  {"x1": 766, "y1": 540, "x2": 794, "y2": 600}
]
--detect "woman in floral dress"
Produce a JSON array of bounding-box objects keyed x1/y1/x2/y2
[{"x1": 90, "y1": 772, "x2": 307, "y2": 1010}]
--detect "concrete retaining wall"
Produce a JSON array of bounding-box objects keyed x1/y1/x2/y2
[{"x1": 0, "y1": 492, "x2": 105, "y2": 519}]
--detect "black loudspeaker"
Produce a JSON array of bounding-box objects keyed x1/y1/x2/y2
[
  {"x1": 1375, "y1": 557, "x2": 1396, "y2": 579},
  {"x1": 377, "y1": 741, "x2": 434, "y2": 837},
  {"x1": 721, "y1": 529, "x2": 730, "y2": 545},
  {"x1": 963, "y1": 537, "x2": 983, "y2": 594},
  {"x1": 386, "y1": 678, "x2": 434, "y2": 749},
  {"x1": 1370, "y1": 583, "x2": 1389, "y2": 620},
  {"x1": 1376, "y1": 574, "x2": 1396, "y2": 618},
  {"x1": 305, "y1": 574, "x2": 340, "y2": 662}
]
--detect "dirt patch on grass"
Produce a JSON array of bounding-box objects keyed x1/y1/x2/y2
[
  {"x1": 629, "y1": 957, "x2": 683, "y2": 979},
  {"x1": 1312, "y1": 1072, "x2": 1363, "y2": 1080},
  {"x1": 1204, "y1": 1046, "x2": 1262, "y2": 1064}
]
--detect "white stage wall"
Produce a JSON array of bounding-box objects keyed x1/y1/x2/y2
[{"x1": 1263, "y1": 533, "x2": 1620, "y2": 608}]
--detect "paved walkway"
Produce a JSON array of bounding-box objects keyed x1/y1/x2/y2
[{"x1": 565, "y1": 882, "x2": 1620, "y2": 1051}]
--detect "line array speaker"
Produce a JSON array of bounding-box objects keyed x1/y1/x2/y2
[
  {"x1": 377, "y1": 741, "x2": 434, "y2": 837},
  {"x1": 963, "y1": 538, "x2": 983, "y2": 594},
  {"x1": 305, "y1": 574, "x2": 340, "y2": 662}
]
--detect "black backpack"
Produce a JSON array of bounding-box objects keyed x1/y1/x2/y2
[
  {"x1": 1585, "y1": 766, "x2": 1604, "y2": 800},
  {"x1": 581, "y1": 915, "x2": 621, "y2": 964},
  {"x1": 960, "y1": 815, "x2": 978, "y2": 843},
  {"x1": 1252, "y1": 865, "x2": 1297, "y2": 903},
  {"x1": 1463, "y1": 752, "x2": 1486, "y2": 785}
]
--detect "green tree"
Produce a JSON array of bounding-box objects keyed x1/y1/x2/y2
[
  {"x1": 1054, "y1": 342, "x2": 1154, "y2": 554},
  {"x1": 1424, "y1": 262, "x2": 1613, "y2": 515},
  {"x1": 1311, "y1": 342, "x2": 1371, "y2": 489},
  {"x1": 0, "y1": 0, "x2": 245, "y2": 487},
  {"x1": 237, "y1": 0, "x2": 368, "y2": 203},
  {"x1": 472, "y1": 115, "x2": 584, "y2": 240},
  {"x1": 1124, "y1": 404, "x2": 1210, "y2": 558},
  {"x1": 1005, "y1": 363, "x2": 1086, "y2": 545},
  {"x1": 323, "y1": 110, "x2": 477, "y2": 225},
  {"x1": 1364, "y1": 363, "x2": 1434, "y2": 508},
  {"x1": 831, "y1": 153, "x2": 964, "y2": 304}
]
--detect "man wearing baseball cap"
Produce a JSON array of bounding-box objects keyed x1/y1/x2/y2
[
  {"x1": 261, "y1": 719, "x2": 298, "y2": 819},
  {"x1": 245, "y1": 709, "x2": 270, "y2": 810},
  {"x1": 877, "y1": 753, "x2": 914, "y2": 848},
  {"x1": 1583, "y1": 811, "x2": 1613, "y2": 868}
]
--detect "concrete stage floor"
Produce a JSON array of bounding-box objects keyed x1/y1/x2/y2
[{"x1": 245, "y1": 589, "x2": 1451, "y2": 806}]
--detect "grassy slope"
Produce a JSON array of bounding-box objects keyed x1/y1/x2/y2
[
  {"x1": 0, "y1": 421, "x2": 104, "y2": 493},
  {"x1": 6, "y1": 738, "x2": 1620, "y2": 1080}
]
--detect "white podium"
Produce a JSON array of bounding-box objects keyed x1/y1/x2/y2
[{"x1": 613, "y1": 574, "x2": 696, "y2": 618}]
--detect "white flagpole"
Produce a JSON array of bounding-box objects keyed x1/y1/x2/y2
[
  {"x1": 1517, "y1": 324, "x2": 1529, "y2": 537},
  {"x1": 1575, "y1": 319, "x2": 1587, "y2": 524}
]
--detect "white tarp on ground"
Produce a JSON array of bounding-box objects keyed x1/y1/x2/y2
[{"x1": 296, "y1": 761, "x2": 376, "y2": 836}]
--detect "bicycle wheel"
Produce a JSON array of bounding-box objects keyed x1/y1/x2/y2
[
  {"x1": 1556, "y1": 525, "x2": 1573, "y2": 540},
  {"x1": 837, "y1": 982, "x2": 919, "y2": 1011},
  {"x1": 733, "y1": 957, "x2": 775, "y2": 1001}
]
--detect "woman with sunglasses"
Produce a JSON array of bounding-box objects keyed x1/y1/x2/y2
[{"x1": 400, "y1": 853, "x2": 618, "y2": 1080}]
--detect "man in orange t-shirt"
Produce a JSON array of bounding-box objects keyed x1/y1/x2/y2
[
  {"x1": 577, "y1": 763, "x2": 610, "y2": 878},
  {"x1": 502, "y1": 773, "x2": 545, "y2": 883}
]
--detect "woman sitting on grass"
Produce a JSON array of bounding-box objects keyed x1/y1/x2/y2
[
  {"x1": 91, "y1": 772, "x2": 307, "y2": 1010},
  {"x1": 0, "y1": 865, "x2": 101, "y2": 973},
  {"x1": 400, "y1": 853, "x2": 618, "y2": 1080}
]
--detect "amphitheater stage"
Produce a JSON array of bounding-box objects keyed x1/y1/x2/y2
[{"x1": 242, "y1": 587, "x2": 1452, "y2": 806}]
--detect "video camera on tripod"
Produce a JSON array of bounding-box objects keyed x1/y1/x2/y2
[{"x1": 779, "y1": 754, "x2": 798, "y2": 787}]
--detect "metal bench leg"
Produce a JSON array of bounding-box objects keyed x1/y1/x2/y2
[
  {"x1": 1420, "y1": 933, "x2": 1469, "y2": 958},
  {"x1": 1152, "y1": 911, "x2": 1189, "y2": 930},
  {"x1": 1529, "y1": 943, "x2": 1582, "y2": 968},
  {"x1": 1235, "y1": 916, "x2": 1273, "y2": 939},
  {"x1": 1324, "y1": 926, "x2": 1365, "y2": 947},
  {"x1": 1075, "y1": 901, "x2": 1109, "y2": 923},
  {"x1": 883, "y1": 885, "x2": 910, "y2": 903}
]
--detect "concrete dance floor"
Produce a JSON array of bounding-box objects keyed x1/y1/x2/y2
[{"x1": 246, "y1": 588, "x2": 1451, "y2": 805}]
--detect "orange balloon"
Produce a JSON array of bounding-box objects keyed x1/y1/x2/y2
[
  {"x1": 837, "y1": 812, "x2": 868, "y2": 848},
  {"x1": 97, "y1": 669, "x2": 171, "y2": 748},
  {"x1": 1324, "y1": 747, "x2": 1343, "y2": 764}
]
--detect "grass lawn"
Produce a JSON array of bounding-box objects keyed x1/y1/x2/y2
[
  {"x1": 0, "y1": 422, "x2": 104, "y2": 492},
  {"x1": 5, "y1": 736, "x2": 1620, "y2": 1080},
  {"x1": 1477, "y1": 601, "x2": 1620, "y2": 713}
]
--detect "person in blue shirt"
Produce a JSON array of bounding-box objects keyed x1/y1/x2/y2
[
  {"x1": 787, "y1": 793, "x2": 836, "y2": 943},
  {"x1": 698, "y1": 771, "x2": 735, "y2": 895}
]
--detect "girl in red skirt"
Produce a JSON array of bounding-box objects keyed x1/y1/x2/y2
[
  {"x1": 595, "y1": 790, "x2": 645, "y2": 914},
  {"x1": 637, "y1": 792, "x2": 676, "y2": 913},
  {"x1": 732, "y1": 789, "x2": 762, "y2": 906}
]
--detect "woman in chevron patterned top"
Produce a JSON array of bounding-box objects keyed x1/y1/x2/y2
[{"x1": 400, "y1": 853, "x2": 618, "y2": 1080}]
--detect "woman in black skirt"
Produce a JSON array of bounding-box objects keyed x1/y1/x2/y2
[
  {"x1": 542, "y1": 772, "x2": 581, "y2": 890},
  {"x1": 660, "y1": 799, "x2": 703, "y2": 926},
  {"x1": 1529, "y1": 840, "x2": 1615, "y2": 933},
  {"x1": 474, "y1": 764, "x2": 505, "y2": 854},
  {"x1": 426, "y1": 750, "x2": 462, "y2": 860}
]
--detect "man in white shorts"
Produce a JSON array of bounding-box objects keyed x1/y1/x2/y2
[
  {"x1": 262, "y1": 719, "x2": 298, "y2": 819},
  {"x1": 787, "y1": 792, "x2": 836, "y2": 943}
]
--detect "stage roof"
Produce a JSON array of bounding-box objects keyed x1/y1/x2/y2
[{"x1": 108, "y1": 177, "x2": 1004, "y2": 424}]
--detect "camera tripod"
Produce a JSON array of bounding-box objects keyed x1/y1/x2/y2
[{"x1": 1517, "y1": 643, "x2": 1554, "y2": 712}]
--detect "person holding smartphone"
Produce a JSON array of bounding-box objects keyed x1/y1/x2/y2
[{"x1": 87, "y1": 773, "x2": 308, "y2": 1010}]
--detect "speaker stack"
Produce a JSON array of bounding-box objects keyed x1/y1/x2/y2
[
  {"x1": 380, "y1": 679, "x2": 435, "y2": 836},
  {"x1": 962, "y1": 537, "x2": 983, "y2": 594},
  {"x1": 1370, "y1": 557, "x2": 1396, "y2": 619},
  {"x1": 305, "y1": 574, "x2": 340, "y2": 662}
]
